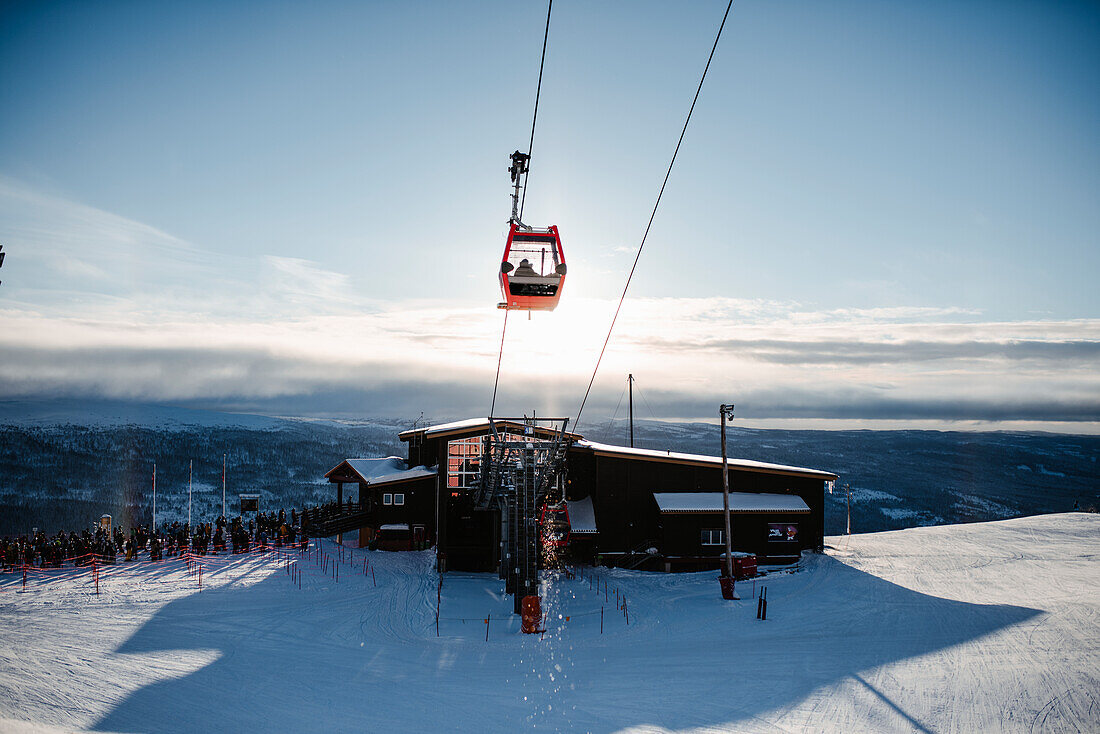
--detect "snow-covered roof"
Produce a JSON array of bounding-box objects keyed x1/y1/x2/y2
[
  {"x1": 367, "y1": 467, "x2": 437, "y2": 487},
  {"x1": 653, "y1": 492, "x2": 811, "y2": 514},
  {"x1": 325, "y1": 457, "x2": 435, "y2": 485},
  {"x1": 346, "y1": 457, "x2": 406, "y2": 479},
  {"x1": 398, "y1": 417, "x2": 582, "y2": 441},
  {"x1": 574, "y1": 440, "x2": 837, "y2": 480},
  {"x1": 399, "y1": 417, "x2": 487, "y2": 439},
  {"x1": 378, "y1": 524, "x2": 410, "y2": 532},
  {"x1": 566, "y1": 496, "x2": 598, "y2": 534}
]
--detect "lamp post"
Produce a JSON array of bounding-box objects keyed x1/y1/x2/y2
[{"x1": 719, "y1": 404, "x2": 739, "y2": 599}]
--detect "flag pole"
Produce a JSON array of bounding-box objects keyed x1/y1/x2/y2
[
  {"x1": 152, "y1": 462, "x2": 157, "y2": 531},
  {"x1": 188, "y1": 460, "x2": 193, "y2": 532},
  {"x1": 222, "y1": 453, "x2": 227, "y2": 519}
]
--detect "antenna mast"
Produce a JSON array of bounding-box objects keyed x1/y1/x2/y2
[{"x1": 628, "y1": 374, "x2": 635, "y2": 448}]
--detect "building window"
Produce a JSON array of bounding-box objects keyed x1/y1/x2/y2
[
  {"x1": 700, "y1": 529, "x2": 725, "y2": 546},
  {"x1": 447, "y1": 436, "x2": 484, "y2": 491},
  {"x1": 446, "y1": 431, "x2": 528, "y2": 493},
  {"x1": 382, "y1": 493, "x2": 392, "y2": 505},
  {"x1": 394, "y1": 493, "x2": 405, "y2": 506}
]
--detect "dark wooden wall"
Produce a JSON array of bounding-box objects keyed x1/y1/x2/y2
[
  {"x1": 565, "y1": 450, "x2": 826, "y2": 561},
  {"x1": 356, "y1": 475, "x2": 437, "y2": 547},
  {"x1": 660, "y1": 511, "x2": 812, "y2": 562}
]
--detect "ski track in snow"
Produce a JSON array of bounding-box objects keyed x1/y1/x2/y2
[{"x1": 0, "y1": 514, "x2": 1097, "y2": 733}]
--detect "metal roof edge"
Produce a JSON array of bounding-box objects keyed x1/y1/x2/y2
[{"x1": 572, "y1": 442, "x2": 837, "y2": 480}]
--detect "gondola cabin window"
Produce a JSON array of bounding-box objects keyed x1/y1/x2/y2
[
  {"x1": 394, "y1": 493, "x2": 405, "y2": 506},
  {"x1": 700, "y1": 529, "x2": 725, "y2": 546},
  {"x1": 383, "y1": 493, "x2": 393, "y2": 505},
  {"x1": 499, "y1": 224, "x2": 566, "y2": 311}
]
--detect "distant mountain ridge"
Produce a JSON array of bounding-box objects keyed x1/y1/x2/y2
[{"x1": 0, "y1": 398, "x2": 292, "y2": 430}]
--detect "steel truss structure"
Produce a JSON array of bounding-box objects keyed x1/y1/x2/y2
[{"x1": 472, "y1": 417, "x2": 571, "y2": 614}]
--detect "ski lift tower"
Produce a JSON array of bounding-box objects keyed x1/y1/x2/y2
[{"x1": 472, "y1": 416, "x2": 572, "y2": 615}]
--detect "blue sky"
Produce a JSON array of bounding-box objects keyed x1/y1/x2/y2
[{"x1": 1, "y1": 0, "x2": 1098, "y2": 431}]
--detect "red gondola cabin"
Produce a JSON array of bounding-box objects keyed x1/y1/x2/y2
[{"x1": 499, "y1": 223, "x2": 566, "y2": 311}]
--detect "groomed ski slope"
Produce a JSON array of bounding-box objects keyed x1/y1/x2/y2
[{"x1": 0, "y1": 513, "x2": 1096, "y2": 733}]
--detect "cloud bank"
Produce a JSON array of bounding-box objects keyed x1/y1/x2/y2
[{"x1": 1, "y1": 177, "x2": 1098, "y2": 432}]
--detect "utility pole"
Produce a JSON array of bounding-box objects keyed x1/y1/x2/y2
[
  {"x1": 719, "y1": 404, "x2": 739, "y2": 598},
  {"x1": 628, "y1": 374, "x2": 635, "y2": 448},
  {"x1": 845, "y1": 482, "x2": 851, "y2": 535}
]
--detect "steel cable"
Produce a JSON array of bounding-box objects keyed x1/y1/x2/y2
[
  {"x1": 519, "y1": 0, "x2": 553, "y2": 222},
  {"x1": 489, "y1": 308, "x2": 510, "y2": 417},
  {"x1": 574, "y1": 0, "x2": 735, "y2": 428}
]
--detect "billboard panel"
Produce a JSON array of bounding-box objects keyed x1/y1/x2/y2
[{"x1": 767, "y1": 523, "x2": 798, "y2": 543}]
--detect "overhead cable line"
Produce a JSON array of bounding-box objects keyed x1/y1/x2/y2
[
  {"x1": 490, "y1": 0, "x2": 553, "y2": 417},
  {"x1": 489, "y1": 308, "x2": 510, "y2": 417},
  {"x1": 519, "y1": 0, "x2": 553, "y2": 223},
  {"x1": 574, "y1": 0, "x2": 735, "y2": 429}
]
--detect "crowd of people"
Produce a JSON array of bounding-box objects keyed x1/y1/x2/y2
[{"x1": 0, "y1": 508, "x2": 310, "y2": 571}]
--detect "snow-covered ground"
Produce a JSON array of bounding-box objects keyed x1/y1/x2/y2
[{"x1": 0, "y1": 514, "x2": 1096, "y2": 732}]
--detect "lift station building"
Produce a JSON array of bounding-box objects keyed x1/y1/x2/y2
[{"x1": 324, "y1": 418, "x2": 837, "y2": 572}]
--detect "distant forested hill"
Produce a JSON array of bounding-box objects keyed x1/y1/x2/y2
[
  {"x1": 0, "y1": 419, "x2": 403, "y2": 535},
  {"x1": 0, "y1": 403, "x2": 1096, "y2": 536}
]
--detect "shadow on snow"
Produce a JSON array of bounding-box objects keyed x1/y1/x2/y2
[{"x1": 92, "y1": 553, "x2": 1040, "y2": 733}]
